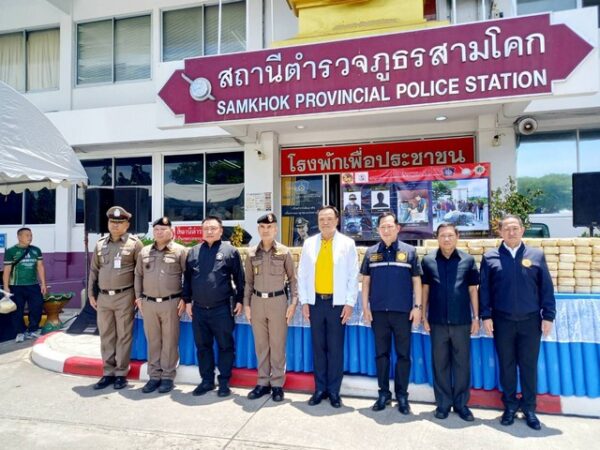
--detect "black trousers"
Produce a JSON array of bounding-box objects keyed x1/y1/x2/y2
[
  {"x1": 493, "y1": 314, "x2": 542, "y2": 412},
  {"x1": 371, "y1": 311, "x2": 411, "y2": 399},
  {"x1": 11, "y1": 284, "x2": 44, "y2": 334},
  {"x1": 309, "y1": 297, "x2": 345, "y2": 394},
  {"x1": 430, "y1": 323, "x2": 471, "y2": 410},
  {"x1": 191, "y1": 303, "x2": 235, "y2": 385}
]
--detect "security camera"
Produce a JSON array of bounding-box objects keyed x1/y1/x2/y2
[{"x1": 514, "y1": 116, "x2": 538, "y2": 135}]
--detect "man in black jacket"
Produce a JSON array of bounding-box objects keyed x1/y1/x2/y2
[
  {"x1": 422, "y1": 223, "x2": 479, "y2": 422},
  {"x1": 480, "y1": 215, "x2": 555, "y2": 430},
  {"x1": 183, "y1": 216, "x2": 244, "y2": 397}
]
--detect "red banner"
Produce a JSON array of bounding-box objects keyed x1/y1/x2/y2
[
  {"x1": 281, "y1": 136, "x2": 474, "y2": 176},
  {"x1": 174, "y1": 225, "x2": 203, "y2": 244}
]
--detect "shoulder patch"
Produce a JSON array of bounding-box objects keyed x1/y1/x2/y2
[{"x1": 369, "y1": 253, "x2": 383, "y2": 262}]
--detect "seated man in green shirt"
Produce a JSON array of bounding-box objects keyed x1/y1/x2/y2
[{"x1": 2, "y1": 228, "x2": 47, "y2": 342}]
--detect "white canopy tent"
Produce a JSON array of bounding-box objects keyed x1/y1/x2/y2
[{"x1": 0, "y1": 81, "x2": 87, "y2": 195}]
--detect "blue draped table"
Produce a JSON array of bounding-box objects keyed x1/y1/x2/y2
[{"x1": 131, "y1": 293, "x2": 600, "y2": 398}]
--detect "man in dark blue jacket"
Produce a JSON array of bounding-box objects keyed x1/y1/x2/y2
[
  {"x1": 361, "y1": 212, "x2": 422, "y2": 414},
  {"x1": 480, "y1": 215, "x2": 555, "y2": 430},
  {"x1": 183, "y1": 216, "x2": 244, "y2": 397}
]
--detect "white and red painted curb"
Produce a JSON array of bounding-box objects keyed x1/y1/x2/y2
[{"x1": 32, "y1": 332, "x2": 599, "y2": 417}]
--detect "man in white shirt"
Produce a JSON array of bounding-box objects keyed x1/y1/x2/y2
[{"x1": 298, "y1": 205, "x2": 359, "y2": 408}]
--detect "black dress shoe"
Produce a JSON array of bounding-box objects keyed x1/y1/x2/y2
[
  {"x1": 455, "y1": 406, "x2": 475, "y2": 422},
  {"x1": 500, "y1": 409, "x2": 517, "y2": 426},
  {"x1": 248, "y1": 385, "x2": 271, "y2": 400},
  {"x1": 217, "y1": 382, "x2": 231, "y2": 397},
  {"x1": 113, "y1": 376, "x2": 128, "y2": 390},
  {"x1": 372, "y1": 392, "x2": 392, "y2": 411},
  {"x1": 158, "y1": 379, "x2": 174, "y2": 394},
  {"x1": 192, "y1": 383, "x2": 215, "y2": 396},
  {"x1": 271, "y1": 387, "x2": 284, "y2": 402},
  {"x1": 93, "y1": 376, "x2": 116, "y2": 390},
  {"x1": 308, "y1": 390, "x2": 328, "y2": 406},
  {"x1": 329, "y1": 393, "x2": 342, "y2": 408},
  {"x1": 141, "y1": 379, "x2": 161, "y2": 394},
  {"x1": 397, "y1": 398, "x2": 411, "y2": 415},
  {"x1": 523, "y1": 411, "x2": 542, "y2": 430},
  {"x1": 434, "y1": 407, "x2": 450, "y2": 419}
]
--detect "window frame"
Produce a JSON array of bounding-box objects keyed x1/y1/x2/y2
[
  {"x1": 516, "y1": 127, "x2": 600, "y2": 216},
  {"x1": 75, "y1": 156, "x2": 153, "y2": 224},
  {"x1": 0, "y1": 188, "x2": 57, "y2": 226},
  {"x1": 162, "y1": 150, "x2": 245, "y2": 222},
  {"x1": 75, "y1": 12, "x2": 152, "y2": 87},
  {"x1": 160, "y1": 0, "x2": 247, "y2": 62},
  {"x1": 0, "y1": 25, "x2": 60, "y2": 93}
]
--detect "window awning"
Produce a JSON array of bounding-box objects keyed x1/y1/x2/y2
[{"x1": 0, "y1": 81, "x2": 88, "y2": 195}]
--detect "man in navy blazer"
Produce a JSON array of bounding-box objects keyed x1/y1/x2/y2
[{"x1": 480, "y1": 215, "x2": 555, "y2": 430}]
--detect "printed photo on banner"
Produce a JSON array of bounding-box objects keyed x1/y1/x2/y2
[
  {"x1": 397, "y1": 189, "x2": 430, "y2": 225},
  {"x1": 431, "y1": 178, "x2": 490, "y2": 232},
  {"x1": 343, "y1": 191, "x2": 362, "y2": 217},
  {"x1": 371, "y1": 189, "x2": 390, "y2": 210}
]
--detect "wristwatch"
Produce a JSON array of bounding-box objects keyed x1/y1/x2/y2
[
  {"x1": 413, "y1": 304, "x2": 422, "y2": 310},
  {"x1": 472, "y1": 316, "x2": 480, "y2": 320}
]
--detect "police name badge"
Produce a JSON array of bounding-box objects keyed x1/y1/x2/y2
[
  {"x1": 396, "y1": 251, "x2": 408, "y2": 262},
  {"x1": 254, "y1": 265, "x2": 260, "y2": 275},
  {"x1": 369, "y1": 253, "x2": 383, "y2": 262},
  {"x1": 114, "y1": 255, "x2": 122, "y2": 269},
  {"x1": 522, "y1": 258, "x2": 532, "y2": 268},
  {"x1": 216, "y1": 252, "x2": 224, "y2": 261}
]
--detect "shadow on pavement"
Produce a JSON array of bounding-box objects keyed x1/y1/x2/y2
[
  {"x1": 289, "y1": 398, "x2": 355, "y2": 417},
  {"x1": 0, "y1": 340, "x2": 34, "y2": 355},
  {"x1": 477, "y1": 414, "x2": 563, "y2": 438}
]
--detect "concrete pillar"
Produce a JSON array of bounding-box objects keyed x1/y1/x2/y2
[
  {"x1": 243, "y1": 131, "x2": 279, "y2": 244},
  {"x1": 477, "y1": 114, "x2": 517, "y2": 191}
]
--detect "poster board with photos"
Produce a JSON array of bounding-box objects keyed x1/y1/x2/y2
[{"x1": 341, "y1": 163, "x2": 491, "y2": 240}]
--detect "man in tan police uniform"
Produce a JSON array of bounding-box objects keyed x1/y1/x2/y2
[
  {"x1": 134, "y1": 216, "x2": 187, "y2": 394},
  {"x1": 89, "y1": 206, "x2": 143, "y2": 390},
  {"x1": 244, "y1": 213, "x2": 298, "y2": 402}
]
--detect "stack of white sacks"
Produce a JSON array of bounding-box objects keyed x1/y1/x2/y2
[{"x1": 243, "y1": 238, "x2": 600, "y2": 294}]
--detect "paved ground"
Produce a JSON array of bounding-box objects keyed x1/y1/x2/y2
[{"x1": 0, "y1": 339, "x2": 598, "y2": 450}]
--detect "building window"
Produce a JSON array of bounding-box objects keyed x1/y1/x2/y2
[
  {"x1": 77, "y1": 15, "x2": 151, "y2": 85},
  {"x1": 164, "y1": 151, "x2": 245, "y2": 222},
  {"x1": 583, "y1": 0, "x2": 600, "y2": 27},
  {"x1": 76, "y1": 157, "x2": 152, "y2": 223},
  {"x1": 164, "y1": 154, "x2": 205, "y2": 221},
  {"x1": 517, "y1": 0, "x2": 577, "y2": 15},
  {"x1": 517, "y1": 130, "x2": 600, "y2": 214},
  {"x1": 0, "y1": 189, "x2": 56, "y2": 225},
  {"x1": 0, "y1": 28, "x2": 59, "y2": 92},
  {"x1": 206, "y1": 152, "x2": 244, "y2": 220},
  {"x1": 162, "y1": 1, "x2": 246, "y2": 62}
]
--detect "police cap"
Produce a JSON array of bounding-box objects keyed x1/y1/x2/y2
[
  {"x1": 257, "y1": 213, "x2": 277, "y2": 224},
  {"x1": 295, "y1": 217, "x2": 309, "y2": 227},
  {"x1": 152, "y1": 216, "x2": 172, "y2": 227},
  {"x1": 106, "y1": 206, "x2": 132, "y2": 222}
]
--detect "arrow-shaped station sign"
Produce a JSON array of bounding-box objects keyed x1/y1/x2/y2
[{"x1": 159, "y1": 13, "x2": 594, "y2": 125}]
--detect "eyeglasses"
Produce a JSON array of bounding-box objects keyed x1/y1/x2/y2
[{"x1": 438, "y1": 234, "x2": 456, "y2": 240}]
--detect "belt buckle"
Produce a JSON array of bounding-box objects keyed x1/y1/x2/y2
[
  {"x1": 108, "y1": 290, "x2": 115, "y2": 296},
  {"x1": 156, "y1": 297, "x2": 163, "y2": 303},
  {"x1": 261, "y1": 293, "x2": 269, "y2": 299}
]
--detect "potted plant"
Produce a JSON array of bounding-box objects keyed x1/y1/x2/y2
[
  {"x1": 42, "y1": 292, "x2": 74, "y2": 333},
  {"x1": 489, "y1": 176, "x2": 542, "y2": 235}
]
